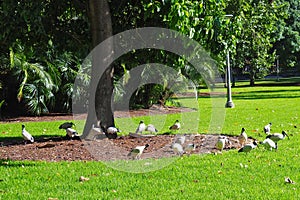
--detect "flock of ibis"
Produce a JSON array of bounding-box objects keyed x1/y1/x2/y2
[{"x1": 21, "y1": 120, "x2": 290, "y2": 160}]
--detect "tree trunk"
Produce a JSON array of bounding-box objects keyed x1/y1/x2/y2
[
  {"x1": 249, "y1": 66, "x2": 255, "y2": 87},
  {"x1": 82, "y1": 0, "x2": 114, "y2": 138}
]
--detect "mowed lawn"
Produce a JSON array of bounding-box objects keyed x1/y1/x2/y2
[{"x1": 1, "y1": 78, "x2": 300, "y2": 199}]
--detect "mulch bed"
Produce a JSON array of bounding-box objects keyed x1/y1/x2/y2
[{"x1": 0, "y1": 105, "x2": 255, "y2": 162}]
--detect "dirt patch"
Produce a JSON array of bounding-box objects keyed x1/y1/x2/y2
[{"x1": 0, "y1": 134, "x2": 255, "y2": 162}]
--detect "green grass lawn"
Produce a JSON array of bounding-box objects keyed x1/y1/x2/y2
[{"x1": 1, "y1": 78, "x2": 300, "y2": 199}]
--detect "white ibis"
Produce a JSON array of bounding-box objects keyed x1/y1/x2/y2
[
  {"x1": 105, "y1": 127, "x2": 119, "y2": 139},
  {"x1": 128, "y1": 144, "x2": 149, "y2": 160},
  {"x1": 266, "y1": 131, "x2": 289, "y2": 144},
  {"x1": 184, "y1": 143, "x2": 195, "y2": 155},
  {"x1": 59, "y1": 122, "x2": 75, "y2": 129},
  {"x1": 169, "y1": 120, "x2": 180, "y2": 130},
  {"x1": 264, "y1": 123, "x2": 272, "y2": 135},
  {"x1": 260, "y1": 138, "x2": 277, "y2": 151},
  {"x1": 66, "y1": 128, "x2": 79, "y2": 139},
  {"x1": 215, "y1": 136, "x2": 230, "y2": 151},
  {"x1": 146, "y1": 124, "x2": 158, "y2": 134},
  {"x1": 21, "y1": 124, "x2": 34, "y2": 144},
  {"x1": 238, "y1": 141, "x2": 258, "y2": 153},
  {"x1": 135, "y1": 121, "x2": 146, "y2": 134},
  {"x1": 174, "y1": 135, "x2": 186, "y2": 145},
  {"x1": 238, "y1": 128, "x2": 247, "y2": 147},
  {"x1": 172, "y1": 143, "x2": 184, "y2": 156}
]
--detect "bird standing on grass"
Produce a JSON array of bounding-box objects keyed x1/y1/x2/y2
[
  {"x1": 264, "y1": 123, "x2": 272, "y2": 135},
  {"x1": 260, "y1": 138, "x2": 277, "y2": 151},
  {"x1": 135, "y1": 121, "x2": 146, "y2": 134},
  {"x1": 146, "y1": 124, "x2": 158, "y2": 134},
  {"x1": 215, "y1": 136, "x2": 230, "y2": 152},
  {"x1": 169, "y1": 120, "x2": 181, "y2": 131},
  {"x1": 238, "y1": 141, "x2": 258, "y2": 153},
  {"x1": 128, "y1": 144, "x2": 149, "y2": 160},
  {"x1": 238, "y1": 128, "x2": 247, "y2": 147},
  {"x1": 59, "y1": 122, "x2": 75, "y2": 129},
  {"x1": 21, "y1": 124, "x2": 34, "y2": 144},
  {"x1": 266, "y1": 131, "x2": 289, "y2": 145}
]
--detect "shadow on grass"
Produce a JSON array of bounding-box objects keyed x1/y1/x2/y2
[
  {"x1": 0, "y1": 159, "x2": 38, "y2": 167},
  {"x1": 233, "y1": 89, "x2": 300, "y2": 100},
  {"x1": 0, "y1": 135, "x2": 72, "y2": 147}
]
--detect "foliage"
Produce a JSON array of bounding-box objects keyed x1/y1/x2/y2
[
  {"x1": 9, "y1": 41, "x2": 57, "y2": 115},
  {"x1": 273, "y1": 0, "x2": 300, "y2": 69},
  {"x1": 233, "y1": 0, "x2": 288, "y2": 86}
]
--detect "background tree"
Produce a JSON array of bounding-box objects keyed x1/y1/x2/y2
[{"x1": 272, "y1": 0, "x2": 300, "y2": 73}]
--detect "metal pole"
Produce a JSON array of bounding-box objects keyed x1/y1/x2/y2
[
  {"x1": 276, "y1": 56, "x2": 280, "y2": 82},
  {"x1": 225, "y1": 51, "x2": 234, "y2": 108}
]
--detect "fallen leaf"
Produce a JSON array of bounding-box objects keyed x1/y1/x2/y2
[{"x1": 79, "y1": 176, "x2": 89, "y2": 182}]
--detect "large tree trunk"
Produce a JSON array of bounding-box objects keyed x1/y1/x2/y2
[{"x1": 82, "y1": 0, "x2": 114, "y2": 138}]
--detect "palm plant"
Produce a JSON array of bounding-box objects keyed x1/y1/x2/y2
[{"x1": 10, "y1": 41, "x2": 57, "y2": 115}]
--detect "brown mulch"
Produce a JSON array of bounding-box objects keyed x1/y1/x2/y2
[
  {"x1": 0, "y1": 133, "x2": 255, "y2": 162},
  {"x1": 0, "y1": 105, "x2": 254, "y2": 162}
]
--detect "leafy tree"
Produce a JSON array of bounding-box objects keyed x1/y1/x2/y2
[{"x1": 272, "y1": 0, "x2": 300, "y2": 71}]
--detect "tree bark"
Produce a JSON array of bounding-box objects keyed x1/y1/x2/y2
[{"x1": 82, "y1": 0, "x2": 114, "y2": 138}]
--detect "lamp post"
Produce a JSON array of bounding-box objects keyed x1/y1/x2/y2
[
  {"x1": 224, "y1": 14, "x2": 234, "y2": 108},
  {"x1": 225, "y1": 51, "x2": 234, "y2": 108}
]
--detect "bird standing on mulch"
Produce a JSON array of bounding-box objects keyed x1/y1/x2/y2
[
  {"x1": 66, "y1": 128, "x2": 80, "y2": 140},
  {"x1": 238, "y1": 128, "x2": 247, "y2": 147},
  {"x1": 128, "y1": 144, "x2": 149, "y2": 160},
  {"x1": 215, "y1": 136, "x2": 230, "y2": 152},
  {"x1": 105, "y1": 126, "x2": 119, "y2": 139},
  {"x1": 21, "y1": 124, "x2": 34, "y2": 144}
]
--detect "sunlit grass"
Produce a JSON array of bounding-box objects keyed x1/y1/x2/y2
[{"x1": 1, "y1": 79, "x2": 300, "y2": 199}]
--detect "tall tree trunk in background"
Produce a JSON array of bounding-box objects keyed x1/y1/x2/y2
[
  {"x1": 82, "y1": 0, "x2": 114, "y2": 138},
  {"x1": 249, "y1": 64, "x2": 255, "y2": 87}
]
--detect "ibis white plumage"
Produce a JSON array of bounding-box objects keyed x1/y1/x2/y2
[
  {"x1": 128, "y1": 144, "x2": 149, "y2": 160},
  {"x1": 135, "y1": 121, "x2": 146, "y2": 134},
  {"x1": 21, "y1": 124, "x2": 34, "y2": 144},
  {"x1": 172, "y1": 143, "x2": 184, "y2": 156},
  {"x1": 146, "y1": 124, "x2": 158, "y2": 134},
  {"x1": 238, "y1": 141, "x2": 258, "y2": 153},
  {"x1": 264, "y1": 122, "x2": 272, "y2": 135},
  {"x1": 174, "y1": 135, "x2": 186, "y2": 145},
  {"x1": 266, "y1": 131, "x2": 289, "y2": 144},
  {"x1": 184, "y1": 143, "x2": 195, "y2": 155},
  {"x1": 238, "y1": 128, "x2": 247, "y2": 147},
  {"x1": 215, "y1": 136, "x2": 230, "y2": 151},
  {"x1": 66, "y1": 128, "x2": 79, "y2": 139},
  {"x1": 105, "y1": 126, "x2": 119, "y2": 139},
  {"x1": 260, "y1": 138, "x2": 277, "y2": 151},
  {"x1": 169, "y1": 120, "x2": 180, "y2": 130}
]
